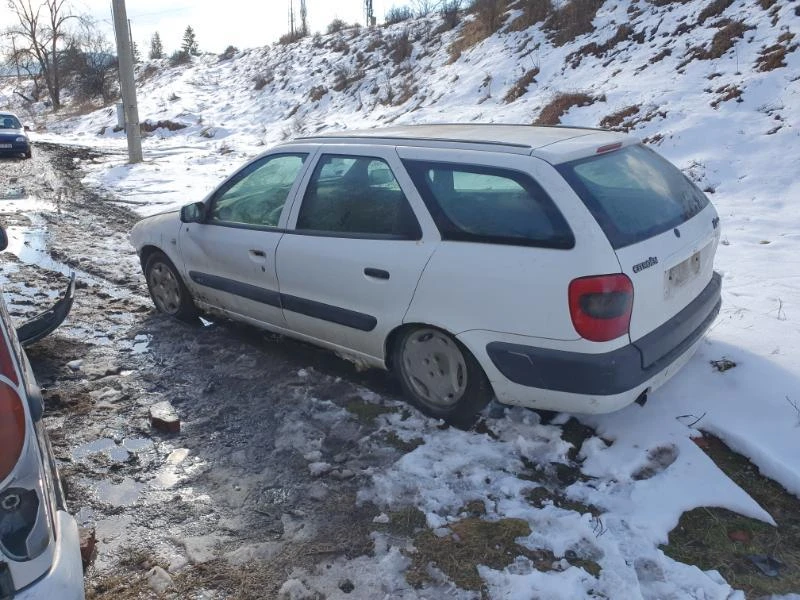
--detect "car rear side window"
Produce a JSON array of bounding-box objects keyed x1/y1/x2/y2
[
  {"x1": 557, "y1": 144, "x2": 710, "y2": 249},
  {"x1": 296, "y1": 155, "x2": 421, "y2": 239},
  {"x1": 403, "y1": 160, "x2": 574, "y2": 249}
]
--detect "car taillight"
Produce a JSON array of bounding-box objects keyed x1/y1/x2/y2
[
  {"x1": 568, "y1": 274, "x2": 633, "y2": 342},
  {"x1": 0, "y1": 328, "x2": 19, "y2": 386},
  {"x1": 0, "y1": 381, "x2": 26, "y2": 482}
]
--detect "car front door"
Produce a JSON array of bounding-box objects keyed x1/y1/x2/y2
[
  {"x1": 179, "y1": 149, "x2": 313, "y2": 328},
  {"x1": 276, "y1": 147, "x2": 438, "y2": 363}
]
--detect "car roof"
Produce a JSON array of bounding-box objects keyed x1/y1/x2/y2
[{"x1": 293, "y1": 124, "x2": 635, "y2": 164}]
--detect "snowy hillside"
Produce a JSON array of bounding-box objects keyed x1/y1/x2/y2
[{"x1": 4, "y1": 0, "x2": 800, "y2": 597}]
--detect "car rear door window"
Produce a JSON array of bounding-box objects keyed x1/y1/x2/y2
[
  {"x1": 209, "y1": 153, "x2": 307, "y2": 227},
  {"x1": 296, "y1": 155, "x2": 421, "y2": 239},
  {"x1": 556, "y1": 144, "x2": 710, "y2": 249},
  {"x1": 403, "y1": 161, "x2": 574, "y2": 249}
]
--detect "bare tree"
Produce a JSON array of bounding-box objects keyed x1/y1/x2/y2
[
  {"x1": 412, "y1": 0, "x2": 440, "y2": 16},
  {"x1": 5, "y1": 0, "x2": 76, "y2": 109},
  {"x1": 61, "y1": 18, "x2": 117, "y2": 103}
]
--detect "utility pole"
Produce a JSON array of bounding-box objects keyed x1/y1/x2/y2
[
  {"x1": 288, "y1": 0, "x2": 295, "y2": 37},
  {"x1": 112, "y1": 0, "x2": 143, "y2": 163},
  {"x1": 365, "y1": 0, "x2": 375, "y2": 27},
  {"x1": 299, "y1": 0, "x2": 307, "y2": 35}
]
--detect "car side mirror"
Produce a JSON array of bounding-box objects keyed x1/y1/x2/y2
[
  {"x1": 0, "y1": 226, "x2": 7, "y2": 251},
  {"x1": 180, "y1": 202, "x2": 205, "y2": 223},
  {"x1": 23, "y1": 125, "x2": 31, "y2": 132}
]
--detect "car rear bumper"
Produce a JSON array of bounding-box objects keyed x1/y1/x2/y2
[
  {"x1": 471, "y1": 272, "x2": 721, "y2": 413},
  {"x1": 13, "y1": 512, "x2": 84, "y2": 600}
]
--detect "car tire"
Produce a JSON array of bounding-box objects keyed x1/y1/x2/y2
[
  {"x1": 393, "y1": 326, "x2": 493, "y2": 429},
  {"x1": 24, "y1": 150, "x2": 32, "y2": 159},
  {"x1": 144, "y1": 251, "x2": 198, "y2": 322}
]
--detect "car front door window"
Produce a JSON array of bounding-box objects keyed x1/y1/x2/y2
[{"x1": 209, "y1": 153, "x2": 307, "y2": 227}]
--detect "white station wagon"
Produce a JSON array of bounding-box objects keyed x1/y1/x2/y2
[{"x1": 131, "y1": 125, "x2": 721, "y2": 425}]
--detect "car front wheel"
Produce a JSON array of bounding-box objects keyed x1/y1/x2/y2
[
  {"x1": 144, "y1": 251, "x2": 198, "y2": 321},
  {"x1": 394, "y1": 327, "x2": 493, "y2": 428}
]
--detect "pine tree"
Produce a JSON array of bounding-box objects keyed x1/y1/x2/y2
[
  {"x1": 132, "y1": 41, "x2": 141, "y2": 63},
  {"x1": 181, "y1": 26, "x2": 199, "y2": 56},
  {"x1": 149, "y1": 32, "x2": 164, "y2": 59}
]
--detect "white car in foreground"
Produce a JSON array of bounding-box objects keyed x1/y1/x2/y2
[{"x1": 131, "y1": 125, "x2": 721, "y2": 426}]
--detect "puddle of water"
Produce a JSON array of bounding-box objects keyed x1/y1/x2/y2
[
  {"x1": 72, "y1": 437, "x2": 153, "y2": 462},
  {"x1": 153, "y1": 448, "x2": 191, "y2": 489},
  {"x1": 93, "y1": 478, "x2": 144, "y2": 507},
  {"x1": 132, "y1": 334, "x2": 150, "y2": 354},
  {"x1": 123, "y1": 438, "x2": 154, "y2": 452},
  {"x1": 109, "y1": 447, "x2": 130, "y2": 462},
  {"x1": 72, "y1": 438, "x2": 117, "y2": 460}
]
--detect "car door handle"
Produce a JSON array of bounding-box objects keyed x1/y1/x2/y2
[
  {"x1": 249, "y1": 249, "x2": 266, "y2": 258},
  {"x1": 364, "y1": 268, "x2": 390, "y2": 280}
]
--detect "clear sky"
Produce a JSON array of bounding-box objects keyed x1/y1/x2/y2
[{"x1": 0, "y1": 0, "x2": 406, "y2": 55}]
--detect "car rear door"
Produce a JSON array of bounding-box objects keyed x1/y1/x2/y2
[
  {"x1": 557, "y1": 144, "x2": 721, "y2": 351},
  {"x1": 276, "y1": 146, "x2": 437, "y2": 362},
  {"x1": 179, "y1": 149, "x2": 314, "y2": 327}
]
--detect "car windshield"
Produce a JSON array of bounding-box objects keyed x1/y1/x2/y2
[
  {"x1": 0, "y1": 116, "x2": 22, "y2": 129},
  {"x1": 557, "y1": 144, "x2": 709, "y2": 249}
]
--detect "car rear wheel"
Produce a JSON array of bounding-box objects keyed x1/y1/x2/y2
[
  {"x1": 394, "y1": 327, "x2": 493, "y2": 428},
  {"x1": 24, "y1": 150, "x2": 31, "y2": 159},
  {"x1": 144, "y1": 251, "x2": 198, "y2": 321}
]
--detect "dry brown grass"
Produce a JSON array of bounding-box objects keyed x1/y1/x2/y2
[
  {"x1": 697, "y1": 0, "x2": 734, "y2": 24},
  {"x1": 388, "y1": 31, "x2": 414, "y2": 64},
  {"x1": 710, "y1": 84, "x2": 743, "y2": 108},
  {"x1": 755, "y1": 33, "x2": 798, "y2": 72},
  {"x1": 663, "y1": 433, "x2": 800, "y2": 598},
  {"x1": 503, "y1": 68, "x2": 540, "y2": 103},
  {"x1": 331, "y1": 66, "x2": 365, "y2": 92},
  {"x1": 308, "y1": 85, "x2": 328, "y2": 102},
  {"x1": 650, "y1": 47, "x2": 672, "y2": 64},
  {"x1": 543, "y1": 0, "x2": 605, "y2": 46},
  {"x1": 534, "y1": 92, "x2": 601, "y2": 125},
  {"x1": 406, "y1": 518, "x2": 554, "y2": 592},
  {"x1": 448, "y1": 0, "x2": 509, "y2": 62},
  {"x1": 507, "y1": 0, "x2": 553, "y2": 31},
  {"x1": 139, "y1": 120, "x2": 189, "y2": 133},
  {"x1": 600, "y1": 105, "x2": 641, "y2": 130},
  {"x1": 566, "y1": 24, "x2": 641, "y2": 68},
  {"x1": 694, "y1": 20, "x2": 752, "y2": 59}
]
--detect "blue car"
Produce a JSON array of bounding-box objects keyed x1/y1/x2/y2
[{"x1": 0, "y1": 113, "x2": 32, "y2": 159}]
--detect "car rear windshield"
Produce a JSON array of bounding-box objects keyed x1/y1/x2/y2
[
  {"x1": 403, "y1": 160, "x2": 574, "y2": 249},
  {"x1": 557, "y1": 144, "x2": 709, "y2": 249}
]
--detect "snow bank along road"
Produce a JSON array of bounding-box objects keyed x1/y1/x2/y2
[{"x1": 1, "y1": 145, "x2": 799, "y2": 599}]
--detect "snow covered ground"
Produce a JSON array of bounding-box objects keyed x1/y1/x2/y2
[{"x1": 3, "y1": 0, "x2": 799, "y2": 597}]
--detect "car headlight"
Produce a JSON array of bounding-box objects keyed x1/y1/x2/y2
[{"x1": 14, "y1": 137, "x2": 28, "y2": 143}]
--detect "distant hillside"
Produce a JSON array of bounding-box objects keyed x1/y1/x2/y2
[{"x1": 36, "y1": 0, "x2": 799, "y2": 205}]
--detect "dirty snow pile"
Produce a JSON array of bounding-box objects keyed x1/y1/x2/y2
[{"x1": 7, "y1": 0, "x2": 800, "y2": 596}]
